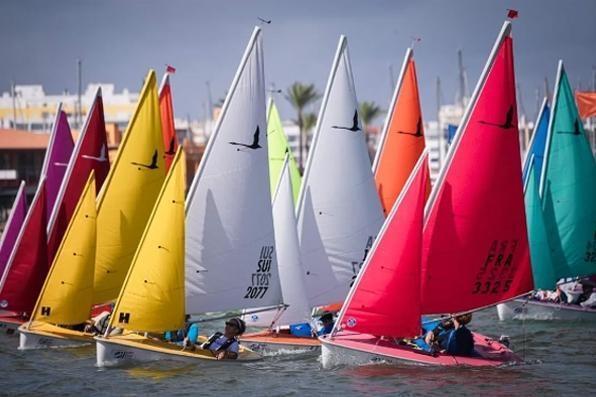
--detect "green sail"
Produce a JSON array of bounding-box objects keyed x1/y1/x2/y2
[
  {"x1": 525, "y1": 158, "x2": 557, "y2": 289},
  {"x1": 540, "y1": 63, "x2": 596, "y2": 280},
  {"x1": 267, "y1": 98, "x2": 302, "y2": 201}
]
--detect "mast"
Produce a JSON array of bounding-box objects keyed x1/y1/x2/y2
[
  {"x1": 77, "y1": 59, "x2": 83, "y2": 129},
  {"x1": 457, "y1": 49, "x2": 466, "y2": 107}
]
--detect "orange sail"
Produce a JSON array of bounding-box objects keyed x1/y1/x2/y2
[
  {"x1": 421, "y1": 26, "x2": 533, "y2": 314},
  {"x1": 159, "y1": 73, "x2": 178, "y2": 172},
  {"x1": 373, "y1": 49, "x2": 429, "y2": 216}
]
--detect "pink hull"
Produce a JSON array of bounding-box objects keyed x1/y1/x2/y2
[{"x1": 321, "y1": 331, "x2": 520, "y2": 367}]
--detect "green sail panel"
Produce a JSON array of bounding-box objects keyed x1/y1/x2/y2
[
  {"x1": 267, "y1": 99, "x2": 302, "y2": 201},
  {"x1": 540, "y1": 64, "x2": 596, "y2": 280},
  {"x1": 525, "y1": 159, "x2": 557, "y2": 289}
]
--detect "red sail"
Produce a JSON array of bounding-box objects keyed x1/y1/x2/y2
[
  {"x1": 338, "y1": 153, "x2": 428, "y2": 338},
  {"x1": 0, "y1": 180, "x2": 48, "y2": 315},
  {"x1": 421, "y1": 33, "x2": 533, "y2": 314},
  {"x1": 46, "y1": 92, "x2": 110, "y2": 263},
  {"x1": 159, "y1": 74, "x2": 178, "y2": 172}
]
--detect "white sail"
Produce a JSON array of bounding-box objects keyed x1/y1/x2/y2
[
  {"x1": 185, "y1": 27, "x2": 282, "y2": 314},
  {"x1": 244, "y1": 156, "x2": 311, "y2": 327},
  {"x1": 296, "y1": 36, "x2": 385, "y2": 307}
]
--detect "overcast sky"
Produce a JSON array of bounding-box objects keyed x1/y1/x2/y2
[{"x1": 1, "y1": 0, "x2": 595, "y2": 124}]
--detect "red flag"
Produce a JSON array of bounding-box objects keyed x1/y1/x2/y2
[
  {"x1": 575, "y1": 91, "x2": 596, "y2": 119},
  {"x1": 166, "y1": 64, "x2": 176, "y2": 74},
  {"x1": 507, "y1": 9, "x2": 519, "y2": 19}
]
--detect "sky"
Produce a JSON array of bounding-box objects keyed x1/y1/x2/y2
[{"x1": 1, "y1": 0, "x2": 595, "y2": 124}]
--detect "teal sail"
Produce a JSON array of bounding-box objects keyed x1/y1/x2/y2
[
  {"x1": 525, "y1": 157, "x2": 557, "y2": 289},
  {"x1": 540, "y1": 61, "x2": 596, "y2": 280}
]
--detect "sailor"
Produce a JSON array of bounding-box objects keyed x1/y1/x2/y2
[
  {"x1": 419, "y1": 313, "x2": 475, "y2": 357},
  {"x1": 185, "y1": 317, "x2": 246, "y2": 360},
  {"x1": 317, "y1": 312, "x2": 335, "y2": 336}
]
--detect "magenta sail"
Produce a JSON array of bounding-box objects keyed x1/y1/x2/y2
[
  {"x1": 42, "y1": 108, "x2": 75, "y2": 224},
  {"x1": 0, "y1": 182, "x2": 27, "y2": 277}
]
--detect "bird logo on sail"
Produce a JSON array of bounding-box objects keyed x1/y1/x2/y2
[
  {"x1": 131, "y1": 150, "x2": 159, "y2": 170},
  {"x1": 165, "y1": 137, "x2": 176, "y2": 155},
  {"x1": 395, "y1": 118, "x2": 423, "y2": 137},
  {"x1": 82, "y1": 144, "x2": 108, "y2": 162},
  {"x1": 229, "y1": 126, "x2": 262, "y2": 150},
  {"x1": 332, "y1": 110, "x2": 361, "y2": 132},
  {"x1": 557, "y1": 119, "x2": 582, "y2": 135},
  {"x1": 479, "y1": 106, "x2": 514, "y2": 130}
]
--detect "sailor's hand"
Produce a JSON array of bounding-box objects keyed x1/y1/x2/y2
[{"x1": 215, "y1": 351, "x2": 226, "y2": 360}]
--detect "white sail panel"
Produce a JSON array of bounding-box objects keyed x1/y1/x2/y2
[
  {"x1": 244, "y1": 157, "x2": 311, "y2": 327},
  {"x1": 296, "y1": 36, "x2": 385, "y2": 307},
  {"x1": 185, "y1": 27, "x2": 282, "y2": 314}
]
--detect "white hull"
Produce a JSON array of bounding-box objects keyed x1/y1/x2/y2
[
  {"x1": 243, "y1": 340, "x2": 319, "y2": 354},
  {"x1": 18, "y1": 328, "x2": 90, "y2": 350},
  {"x1": 321, "y1": 339, "x2": 402, "y2": 369},
  {"x1": 97, "y1": 338, "x2": 187, "y2": 367},
  {"x1": 96, "y1": 337, "x2": 261, "y2": 367},
  {"x1": 497, "y1": 299, "x2": 596, "y2": 321}
]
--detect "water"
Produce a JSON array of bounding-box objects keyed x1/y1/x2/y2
[{"x1": 1, "y1": 309, "x2": 595, "y2": 396}]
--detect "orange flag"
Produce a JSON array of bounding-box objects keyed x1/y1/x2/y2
[
  {"x1": 575, "y1": 91, "x2": 596, "y2": 119},
  {"x1": 373, "y1": 50, "x2": 430, "y2": 216},
  {"x1": 159, "y1": 73, "x2": 179, "y2": 171}
]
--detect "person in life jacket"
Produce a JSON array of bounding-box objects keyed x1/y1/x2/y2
[
  {"x1": 317, "y1": 312, "x2": 335, "y2": 336},
  {"x1": 187, "y1": 317, "x2": 246, "y2": 360},
  {"x1": 424, "y1": 313, "x2": 475, "y2": 357}
]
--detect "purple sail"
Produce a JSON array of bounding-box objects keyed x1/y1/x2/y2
[
  {"x1": 0, "y1": 181, "x2": 27, "y2": 277},
  {"x1": 41, "y1": 109, "x2": 75, "y2": 223}
]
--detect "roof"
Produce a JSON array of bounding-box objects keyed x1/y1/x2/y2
[{"x1": 0, "y1": 128, "x2": 79, "y2": 150}]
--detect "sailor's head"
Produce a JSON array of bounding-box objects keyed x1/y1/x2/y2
[
  {"x1": 225, "y1": 317, "x2": 246, "y2": 336},
  {"x1": 319, "y1": 312, "x2": 334, "y2": 326},
  {"x1": 454, "y1": 313, "x2": 472, "y2": 325}
]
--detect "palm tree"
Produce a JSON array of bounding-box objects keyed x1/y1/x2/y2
[
  {"x1": 359, "y1": 101, "x2": 383, "y2": 147},
  {"x1": 286, "y1": 82, "x2": 320, "y2": 172},
  {"x1": 302, "y1": 112, "x2": 317, "y2": 154}
]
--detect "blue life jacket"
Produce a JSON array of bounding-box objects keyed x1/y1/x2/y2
[{"x1": 290, "y1": 323, "x2": 313, "y2": 337}]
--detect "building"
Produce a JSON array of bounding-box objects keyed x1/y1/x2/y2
[{"x1": 0, "y1": 83, "x2": 138, "y2": 132}]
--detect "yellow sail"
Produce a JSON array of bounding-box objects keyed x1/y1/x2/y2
[
  {"x1": 30, "y1": 173, "x2": 97, "y2": 326},
  {"x1": 94, "y1": 70, "x2": 166, "y2": 304},
  {"x1": 110, "y1": 148, "x2": 186, "y2": 333}
]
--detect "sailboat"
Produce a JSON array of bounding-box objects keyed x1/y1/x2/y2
[
  {"x1": 373, "y1": 47, "x2": 430, "y2": 216},
  {"x1": 266, "y1": 98, "x2": 301, "y2": 201},
  {"x1": 96, "y1": 26, "x2": 279, "y2": 366},
  {"x1": 296, "y1": 35, "x2": 385, "y2": 310},
  {"x1": 159, "y1": 71, "x2": 179, "y2": 172},
  {"x1": 19, "y1": 173, "x2": 97, "y2": 349},
  {"x1": 497, "y1": 62, "x2": 596, "y2": 321},
  {"x1": 0, "y1": 106, "x2": 74, "y2": 333},
  {"x1": 241, "y1": 156, "x2": 318, "y2": 351},
  {"x1": 17, "y1": 70, "x2": 169, "y2": 348},
  {"x1": 321, "y1": 20, "x2": 531, "y2": 368}
]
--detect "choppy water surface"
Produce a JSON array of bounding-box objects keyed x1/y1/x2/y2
[{"x1": 1, "y1": 309, "x2": 594, "y2": 396}]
